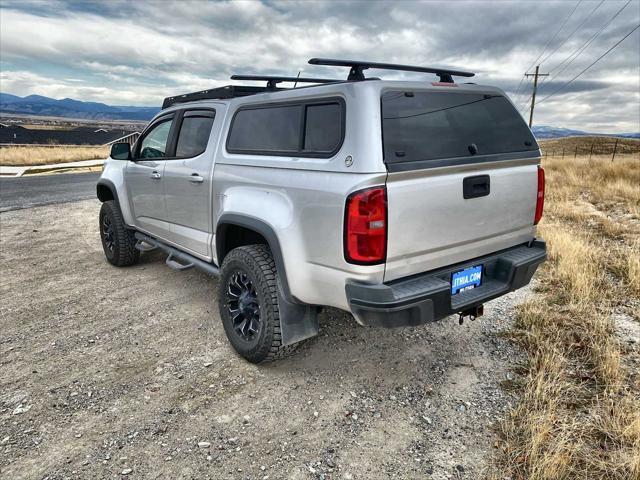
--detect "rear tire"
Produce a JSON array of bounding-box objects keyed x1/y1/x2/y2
[
  {"x1": 99, "y1": 200, "x2": 140, "y2": 267},
  {"x1": 218, "y1": 245, "x2": 296, "y2": 363}
]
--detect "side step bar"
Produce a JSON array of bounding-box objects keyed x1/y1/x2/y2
[
  {"x1": 134, "y1": 232, "x2": 220, "y2": 277},
  {"x1": 135, "y1": 239, "x2": 157, "y2": 252}
]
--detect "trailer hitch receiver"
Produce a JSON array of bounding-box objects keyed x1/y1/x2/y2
[{"x1": 458, "y1": 304, "x2": 484, "y2": 325}]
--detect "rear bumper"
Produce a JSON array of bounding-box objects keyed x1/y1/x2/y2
[{"x1": 346, "y1": 239, "x2": 546, "y2": 328}]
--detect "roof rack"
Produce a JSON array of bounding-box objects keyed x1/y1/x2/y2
[
  {"x1": 308, "y1": 58, "x2": 475, "y2": 83},
  {"x1": 231, "y1": 75, "x2": 341, "y2": 89},
  {"x1": 161, "y1": 58, "x2": 477, "y2": 109},
  {"x1": 162, "y1": 85, "x2": 271, "y2": 109}
]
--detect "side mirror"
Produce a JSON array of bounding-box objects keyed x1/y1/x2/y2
[{"x1": 110, "y1": 143, "x2": 131, "y2": 160}]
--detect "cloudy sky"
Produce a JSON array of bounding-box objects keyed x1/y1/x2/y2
[{"x1": 1, "y1": 0, "x2": 639, "y2": 132}]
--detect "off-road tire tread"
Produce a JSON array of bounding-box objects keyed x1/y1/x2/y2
[
  {"x1": 100, "y1": 200, "x2": 139, "y2": 267},
  {"x1": 219, "y1": 244, "x2": 297, "y2": 363}
]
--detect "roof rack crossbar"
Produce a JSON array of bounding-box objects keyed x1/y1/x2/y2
[
  {"x1": 308, "y1": 58, "x2": 475, "y2": 83},
  {"x1": 231, "y1": 75, "x2": 341, "y2": 89}
]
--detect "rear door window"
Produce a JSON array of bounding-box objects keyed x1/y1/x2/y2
[
  {"x1": 381, "y1": 91, "x2": 538, "y2": 167},
  {"x1": 176, "y1": 111, "x2": 215, "y2": 158}
]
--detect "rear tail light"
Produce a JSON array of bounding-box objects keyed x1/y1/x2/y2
[
  {"x1": 534, "y1": 166, "x2": 545, "y2": 225},
  {"x1": 344, "y1": 186, "x2": 387, "y2": 264}
]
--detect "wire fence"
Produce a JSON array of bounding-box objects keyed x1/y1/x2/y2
[{"x1": 540, "y1": 138, "x2": 640, "y2": 161}]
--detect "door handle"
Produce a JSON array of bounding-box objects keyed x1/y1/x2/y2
[
  {"x1": 189, "y1": 173, "x2": 204, "y2": 184},
  {"x1": 150, "y1": 171, "x2": 161, "y2": 180},
  {"x1": 463, "y1": 175, "x2": 490, "y2": 199}
]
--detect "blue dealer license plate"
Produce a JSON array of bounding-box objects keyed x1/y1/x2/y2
[{"x1": 451, "y1": 265, "x2": 483, "y2": 295}]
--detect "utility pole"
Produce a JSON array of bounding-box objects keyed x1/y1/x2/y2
[{"x1": 525, "y1": 65, "x2": 549, "y2": 128}]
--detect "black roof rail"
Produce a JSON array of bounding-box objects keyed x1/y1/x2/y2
[
  {"x1": 162, "y1": 85, "x2": 274, "y2": 109},
  {"x1": 308, "y1": 58, "x2": 475, "y2": 83},
  {"x1": 231, "y1": 75, "x2": 341, "y2": 89}
]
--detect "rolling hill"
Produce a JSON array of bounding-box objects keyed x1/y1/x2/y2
[{"x1": 0, "y1": 93, "x2": 159, "y2": 121}]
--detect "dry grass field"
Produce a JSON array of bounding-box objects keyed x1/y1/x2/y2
[
  {"x1": 492, "y1": 142, "x2": 640, "y2": 479},
  {"x1": 0, "y1": 146, "x2": 109, "y2": 166}
]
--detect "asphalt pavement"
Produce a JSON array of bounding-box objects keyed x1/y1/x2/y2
[{"x1": 0, "y1": 172, "x2": 100, "y2": 212}]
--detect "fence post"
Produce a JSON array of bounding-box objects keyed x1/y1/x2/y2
[
  {"x1": 562, "y1": 148, "x2": 565, "y2": 160},
  {"x1": 611, "y1": 138, "x2": 619, "y2": 162},
  {"x1": 589, "y1": 143, "x2": 594, "y2": 160},
  {"x1": 574, "y1": 146, "x2": 578, "y2": 159}
]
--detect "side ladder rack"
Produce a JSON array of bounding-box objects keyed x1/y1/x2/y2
[{"x1": 308, "y1": 58, "x2": 475, "y2": 83}]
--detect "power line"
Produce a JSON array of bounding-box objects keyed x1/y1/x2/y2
[
  {"x1": 513, "y1": 74, "x2": 530, "y2": 103},
  {"x1": 538, "y1": 0, "x2": 605, "y2": 66},
  {"x1": 516, "y1": 76, "x2": 534, "y2": 114},
  {"x1": 537, "y1": 23, "x2": 640, "y2": 105},
  {"x1": 518, "y1": 76, "x2": 533, "y2": 112},
  {"x1": 513, "y1": 0, "x2": 581, "y2": 106},
  {"x1": 512, "y1": 0, "x2": 581, "y2": 100},
  {"x1": 545, "y1": 0, "x2": 633, "y2": 81},
  {"x1": 512, "y1": 73, "x2": 527, "y2": 99},
  {"x1": 523, "y1": 0, "x2": 583, "y2": 74}
]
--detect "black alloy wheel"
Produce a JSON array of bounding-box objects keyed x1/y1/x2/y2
[
  {"x1": 226, "y1": 270, "x2": 262, "y2": 341},
  {"x1": 98, "y1": 200, "x2": 139, "y2": 267},
  {"x1": 217, "y1": 244, "x2": 297, "y2": 363},
  {"x1": 102, "y1": 214, "x2": 115, "y2": 254}
]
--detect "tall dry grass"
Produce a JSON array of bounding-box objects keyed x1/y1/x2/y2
[
  {"x1": 0, "y1": 146, "x2": 109, "y2": 166},
  {"x1": 491, "y1": 152, "x2": 640, "y2": 480}
]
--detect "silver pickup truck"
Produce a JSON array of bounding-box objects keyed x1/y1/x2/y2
[{"x1": 97, "y1": 59, "x2": 546, "y2": 363}]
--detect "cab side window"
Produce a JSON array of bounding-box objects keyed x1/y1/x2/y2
[
  {"x1": 138, "y1": 119, "x2": 173, "y2": 159},
  {"x1": 176, "y1": 111, "x2": 215, "y2": 158}
]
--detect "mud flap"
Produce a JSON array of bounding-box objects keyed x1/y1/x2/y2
[{"x1": 277, "y1": 279, "x2": 319, "y2": 346}]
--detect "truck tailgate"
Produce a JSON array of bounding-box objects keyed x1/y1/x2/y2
[{"x1": 384, "y1": 159, "x2": 538, "y2": 282}]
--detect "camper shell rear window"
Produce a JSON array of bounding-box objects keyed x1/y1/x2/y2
[{"x1": 381, "y1": 91, "x2": 538, "y2": 170}]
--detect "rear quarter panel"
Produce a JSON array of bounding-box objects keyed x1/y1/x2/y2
[{"x1": 212, "y1": 164, "x2": 387, "y2": 309}]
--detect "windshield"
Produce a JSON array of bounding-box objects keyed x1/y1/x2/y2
[{"x1": 381, "y1": 91, "x2": 538, "y2": 166}]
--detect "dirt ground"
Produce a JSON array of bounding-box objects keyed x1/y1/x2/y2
[{"x1": 0, "y1": 199, "x2": 529, "y2": 480}]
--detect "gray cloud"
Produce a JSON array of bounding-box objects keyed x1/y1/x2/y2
[{"x1": 0, "y1": 0, "x2": 638, "y2": 132}]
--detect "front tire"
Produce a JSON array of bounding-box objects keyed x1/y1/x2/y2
[
  {"x1": 99, "y1": 200, "x2": 139, "y2": 267},
  {"x1": 218, "y1": 245, "x2": 296, "y2": 363}
]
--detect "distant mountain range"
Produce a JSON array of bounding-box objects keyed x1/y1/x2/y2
[
  {"x1": 531, "y1": 125, "x2": 639, "y2": 140},
  {"x1": 1, "y1": 93, "x2": 638, "y2": 138},
  {"x1": 0, "y1": 93, "x2": 160, "y2": 121}
]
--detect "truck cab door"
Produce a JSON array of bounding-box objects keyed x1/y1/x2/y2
[
  {"x1": 163, "y1": 108, "x2": 218, "y2": 258},
  {"x1": 125, "y1": 113, "x2": 176, "y2": 240}
]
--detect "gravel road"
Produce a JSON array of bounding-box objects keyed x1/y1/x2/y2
[{"x1": 0, "y1": 199, "x2": 528, "y2": 480}]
